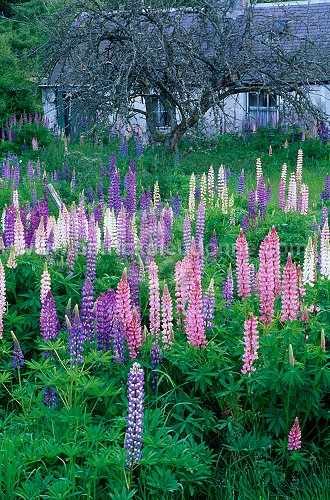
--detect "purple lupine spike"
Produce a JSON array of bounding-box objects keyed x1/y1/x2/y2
[
  {"x1": 248, "y1": 190, "x2": 256, "y2": 221},
  {"x1": 322, "y1": 206, "x2": 328, "y2": 227},
  {"x1": 102, "y1": 164, "x2": 107, "y2": 180},
  {"x1": 238, "y1": 169, "x2": 245, "y2": 196},
  {"x1": 182, "y1": 213, "x2": 191, "y2": 254},
  {"x1": 70, "y1": 168, "x2": 76, "y2": 189},
  {"x1": 27, "y1": 209, "x2": 40, "y2": 248},
  {"x1": 195, "y1": 186, "x2": 201, "y2": 203},
  {"x1": 202, "y1": 279, "x2": 215, "y2": 329},
  {"x1": 96, "y1": 291, "x2": 112, "y2": 352},
  {"x1": 311, "y1": 217, "x2": 319, "y2": 232},
  {"x1": 31, "y1": 188, "x2": 38, "y2": 207},
  {"x1": 62, "y1": 163, "x2": 68, "y2": 181},
  {"x1": 241, "y1": 213, "x2": 249, "y2": 232},
  {"x1": 266, "y1": 179, "x2": 272, "y2": 203},
  {"x1": 27, "y1": 160, "x2": 34, "y2": 183},
  {"x1": 36, "y1": 158, "x2": 41, "y2": 179},
  {"x1": 129, "y1": 158, "x2": 136, "y2": 173},
  {"x1": 162, "y1": 205, "x2": 173, "y2": 252},
  {"x1": 129, "y1": 260, "x2": 140, "y2": 308},
  {"x1": 12, "y1": 165, "x2": 20, "y2": 190},
  {"x1": 209, "y1": 230, "x2": 218, "y2": 261},
  {"x1": 44, "y1": 387, "x2": 57, "y2": 408},
  {"x1": 124, "y1": 362, "x2": 145, "y2": 468},
  {"x1": 108, "y1": 169, "x2": 121, "y2": 215},
  {"x1": 150, "y1": 340, "x2": 162, "y2": 392},
  {"x1": 12, "y1": 332, "x2": 24, "y2": 369},
  {"x1": 3, "y1": 204, "x2": 16, "y2": 248},
  {"x1": 126, "y1": 218, "x2": 135, "y2": 258},
  {"x1": 112, "y1": 317, "x2": 126, "y2": 364},
  {"x1": 278, "y1": 179, "x2": 286, "y2": 210},
  {"x1": 67, "y1": 305, "x2": 85, "y2": 366},
  {"x1": 88, "y1": 187, "x2": 94, "y2": 204},
  {"x1": 324, "y1": 174, "x2": 330, "y2": 200},
  {"x1": 81, "y1": 277, "x2": 95, "y2": 341},
  {"x1": 109, "y1": 153, "x2": 116, "y2": 175},
  {"x1": 66, "y1": 240, "x2": 75, "y2": 273},
  {"x1": 173, "y1": 193, "x2": 180, "y2": 217},
  {"x1": 139, "y1": 210, "x2": 149, "y2": 255},
  {"x1": 40, "y1": 291, "x2": 60, "y2": 346},
  {"x1": 257, "y1": 175, "x2": 267, "y2": 219},
  {"x1": 195, "y1": 202, "x2": 205, "y2": 248},
  {"x1": 86, "y1": 216, "x2": 97, "y2": 283},
  {"x1": 93, "y1": 204, "x2": 103, "y2": 226},
  {"x1": 136, "y1": 138, "x2": 143, "y2": 158},
  {"x1": 146, "y1": 186, "x2": 153, "y2": 204},
  {"x1": 140, "y1": 188, "x2": 148, "y2": 212},
  {"x1": 222, "y1": 265, "x2": 234, "y2": 308},
  {"x1": 125, "y1": 168, "x2": 137, "y2": 215},
  {"x1": 117, "y1": 204, "x2": 127, "y2": 256},
  {"x1": 156, "y1": 199, "x2": 162, "y2": 220}
]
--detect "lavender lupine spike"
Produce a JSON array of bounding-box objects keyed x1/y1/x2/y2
[
  {"x1": 257, "y1": 175, "x2": 267, "y2": 219},
  {"x1": 0, "y1": 260, "x2": 6, "y2": 340},
  {"x1": 40, "y1": 291, "x2": 60, "y2": 347},
  {"x1": 195, "y1": 203, "x2": 205, "y2": 248},
  {"x1": 150, "y1": 340, "x2": 162, "y2": 392},
  {"x1": 124, "y1": 362, "x2": 145, "y2": 468},
  {"x1": 202, "y1": 279, "x2": 215, "y2": 328},
  {"x1": 209, "y1": 230, "x2": 218, "y2": 262},
  {"x1": 173, "y1": 193, "x2": 180, "y2": 217},
  {"x1": 129, "y1": 260, "x2": 140, "y2": 308},
  {"x1": 248, "y1": 190, "x2": 256, "y2": 222},
  {"x1": 11, "y1": 331, "x2": 24, "y2": 369},
  {"x1": 125, "y1": 168, "x2": 137, "y2": 216},
  {"x1": 222, "y1": 264, "x2": 234, "y2": 308},
  {"x1": 80, "y1": 277, "x2": 95, "y2": 341},
  {"x1": 44, "y1": 387, "x2": 57, "y2": 408},
  {"x1": 67, "y1": 305, "x2": 85, "y2": 366},
  {"x1": 238, "y1": 169, "x2": 245, "y2": 197},
  {"x1": 86, "y1": 216, "x2": 97, "y2": 283},
  {"x1": 112, "y1": 318, "x2": 126, "y2": 364},
  {"x1": 96, "y1": 291, "x2": 112, "y2": 352}
]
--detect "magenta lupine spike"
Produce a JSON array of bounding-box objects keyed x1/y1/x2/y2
[
  {"x1": 0, "y1": 260, "x2": 6, "y2": 340},
  {"x1": 148, "y1": 260, "x2": 161, "y2": 337},
  {"x1": 241, "y1": 313, "x2": 259, "y2": 374},
  {"x1": 236, "y1": 229, "x2": 251, "y2": 298},
  {"x1": 116, "y1": 269, "x2": 133, "y2": 334},
  {"x1": 161, "y1": 283, "x2": 173, "y2": 349},
  {"x1": 86, "y1": 216, "x2": 97, "y2": 283},
  {"x1": 81, "y1": 277, "x2": 95, "y2": 341},
  {"x1": 288, "y1": 417, "x2": 301, "y2": 450},
  {"x1": 209, "y1": 230, "x2": 218, "y2": 261},
  {"x1": 259, "y1": 234, "x2": 275, "y2": 323},
  {"x1": 124, "y1": 362, "x2": 145, "y2": 468},
  {"x1": 195, "y1": 202, "x2": 205, "y2": 249},
  {"x1": 40, "y1": 263, "x2": 51, "y2": 305},
  {"x1": 202, "y1": 279, "x2": 215, "y2": 328},
  {"x1": 281, "y1": 254, "x2": 299, "y2": 321},
  {"x1": 67, "y1": 305, "x2": 84, "y2": 366},
  {"x1": 126, "y1": 308, "x2": 143, "y2": 359},
  {"x1": 269, "y1": 226, "x2": 281, "y2": 296},
  {"x1": 40, "y1": 290, "x2": 60, "y2": 342},
  {"x1": 182, "y1": 212, "x2": 192, "y2": 255},
  {"x1": 182, "y1": 239, "x2": 201, "y2": 304},
  {"x1": 185, "y1": 279, "x2": 206, "y2": 348}
]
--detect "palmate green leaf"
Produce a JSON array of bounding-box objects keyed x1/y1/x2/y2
[
  {"x1": 280, "y1": 366, "x2": 305, "y2": 388},
  {"x1": 0, "y1": 371, "x2": 12, "y2": 384},
  {"x1": 109, "y1": 487, "x2": 137, "y2": 500},
  {"x1": 146, "y1": 467, "x2": 181, "y2": 494}
]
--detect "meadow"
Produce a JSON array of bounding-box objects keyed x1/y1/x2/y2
[{"x1": 0, "y1": 117, "x2": 329, "y2": 499}]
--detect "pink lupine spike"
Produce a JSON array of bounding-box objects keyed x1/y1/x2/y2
[
  {"x1": 185, "y1": 279, "x2": 206, "y2": 348},
  {"x1": 259, "y1": 234, "x2": 275, "y2": 323},
  {"x1": 148, "y1": 260, "x2": 160, "y2": 337},
  {"x1": 269, "y1": 226, "x2": 281, "y2": 296},
  {"x1": 236, "y1": 229, "x2": 251, "y2": 298},
  {"x1": 116, "y1": 269, "x2": 133, "y2": 335},
  {"x1": 281, "y1": 254, "x2": 299, "y2": 322},
  {"x1": 126, "y1": 308, "x2": 143, "y2": 359},
  {"x1": 40, "y1": 262, "x2": 51, "y2": 305},
  {"x1": 241, "y1": 313, "x2": 259, "y2": 374},
  {"x1": 0, "y1": 260, "x2": 6, "y2": 339},
  {"x1": 161, "y1": 283, "x2": 173, "y2": 349},
  {"x1": 288, "y1": 417, "x2": 301, "y2": 450}
]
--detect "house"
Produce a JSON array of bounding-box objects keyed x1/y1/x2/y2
[{"x1": 41, "y1": 0, "x2": 330, "y2": 138}]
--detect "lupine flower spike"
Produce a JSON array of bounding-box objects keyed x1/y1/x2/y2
[
  {"x1": 124, "y1": 362, "x2": 145, "y2": 468},
  {"x1": 241, "y1": 313, "x2": 259, "y2": 374},
  {"x1": 288, "y1": 417, "x2": 301, "y2": 451},
  {"x1": 11, "y1": 331, "x2": 24, "y2": 369}
]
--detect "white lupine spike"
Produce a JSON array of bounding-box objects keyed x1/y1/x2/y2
[
  {"x1": 321, "y1": 239, "x2": 330, "y2": 279},
  {"x1": 188, "y1": 173, "x2": 196, "y2": 220},
  {"x1": 14, "y1": 211, "x2": 25, "y2": 255},
  {"x1": 96, "y1": 223, "x2": 101, "y2": 252},
  {"x1": 299, "y1": 184, "x2": 309, "y2": 215},
  {"x1": 153, "y1": 180, "x2": 160, "y2": 209},
  {"x1": 303, "y1": 237, "x2": 315, "y2": 286},
  {"x1": 47, "y1": 216, "x2": 59, "y2": 250},
  {"x1": 208, "y1": 165, "x2": 214, "y2": 205},
  {"x1": 200, "y1": 173, "x2": 207, "y2": 206},
  {"x1": 287, "y1": 172, "x2": 297, "y2": 212},
  {"x1": 281, "y1": 163, "x2": 288, "y2": 182},
  {"x1": 110, "y1": 208, "x2": 117, "y2": 249},
  {"x1": 256, "y1": 158, "x2": 263, "y2": 185},
  {"x1": 131, "y1": 215, "x2": 139, "y2": 251},
  {"x1": 35, "y1": 217, "x2": 46, "y2": 255},
  {"x1": 12, "y1": 190, "x2": 19, "y2": 210},
  {"x1": 218, "y1": 165, "x2": 226, "y2": 199},
  {"x1": 320, "y1": 218, "x2": 329, "y2": 276},
  {"x1": 296, "y1": 149, "x2": 303, "y2": 187},
  {"x1": 1, "y1": 208, "x2": 6, "y2": 232},
  {"x1": 221, "y1": 184, "x2": 228, "y2": 214}
]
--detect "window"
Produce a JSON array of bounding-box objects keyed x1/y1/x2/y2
[
  {"x1": 152, "y1": 97, "x2": 171, "y2": 128},
  {"x1": 247, "y1": 91, "x2": 278, "y2": 127}
]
